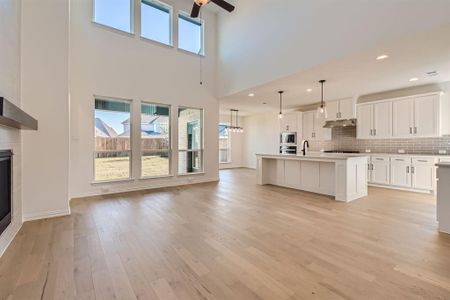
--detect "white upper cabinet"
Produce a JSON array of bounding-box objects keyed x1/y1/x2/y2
[
  {"x1": 392, "y1": 94, "x2": 440, "y2": 138},
  {"x1": 357, "y1": 101, "x2": 391, "y2": 139},
  {"x1": 326, "y1": 98, "x2": 356, "y2": 120},
  {"x1": 302, "y1": 111, "x2": 331, "y2": 141},
  {"x1": 413, "y1": 94, "x2": 439, "y2": 137},
  {"x1": 392, "y1": 98, "x2": 415, "y2": 138},
  {"x1": 280, "y1": 112, "x2": 298, "y2": 132}
]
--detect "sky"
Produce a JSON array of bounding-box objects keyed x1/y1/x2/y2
[
  {"x1": 94, "y1": 0, "x2": 202, "y2": 53},
  {"x1": 95, "y1": 110, "x2": 129, "y2": 134}
]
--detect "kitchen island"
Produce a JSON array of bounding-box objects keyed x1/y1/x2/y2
[
  {"x1": 256, "y1": 153, "x2": 369, "y2": 202},
  {"x1": 436, "y1": 162, "x2": 450, "y2": 234}
]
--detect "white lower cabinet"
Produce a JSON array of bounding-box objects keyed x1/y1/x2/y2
[
  {"x1": 284, "y1": 160, "x2": 301, "y2": 189},
  {"x1": 369, "y1": 155, "x2": 437, "y2": 192},
  {"x1": 369, "y1": 156, "x2": 390, "y2": 185}
]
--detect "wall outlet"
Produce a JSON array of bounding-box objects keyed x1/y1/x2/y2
[
  {"x1": 398, "y1": 149, "x2": 406, "y2": 154},
  {"x1": 439, "y1": 150, "x2": 447, "y2": 154},
  {"x1": 365, "y1": 149, "x2": 371, "y2": 153}
]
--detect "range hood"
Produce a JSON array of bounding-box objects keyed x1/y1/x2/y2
[
  {"x1": 0, "y1": 97, "x2": 38, "y2": 130},
  {"x1": 323, "y1": 119, "x2": 356, "y2": 128}
]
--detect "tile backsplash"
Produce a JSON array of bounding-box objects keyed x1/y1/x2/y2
[{"x1": 308, "y1": 127, "x2": 450, "y2": 155}]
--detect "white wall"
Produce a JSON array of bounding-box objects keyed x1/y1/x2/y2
[
  {"x1": 0, "y1": 0, "x2": 23, "y2": 255},
  {"x1": 21, "y1": 0, "x2": 71, "y2": 220},
  {"x1": 242, "y1": 113, "x2": 279, "y2": 169},
  {"x1": 217, "y1": 0, "x2": 450, "y2": 97},
  {"x1": 69, "y1": 0, "x2": 219, "y2": 198},
  {"x1": 219, "y1": 114, "x2": 243, "y2": 169}
]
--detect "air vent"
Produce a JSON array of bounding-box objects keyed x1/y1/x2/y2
[{"x1": 426, "y1": 71, "x2": 439, "y2": 77}]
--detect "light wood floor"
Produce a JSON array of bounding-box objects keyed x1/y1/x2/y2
[{"x1": 1, "y1": 169, "x2": 450, "y2": 300}]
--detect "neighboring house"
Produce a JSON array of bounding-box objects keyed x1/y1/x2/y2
[
  {"x1": 95, "y1": 118, "x2": 118, "y2": 137},
  {"x1": 121, "y1": 115, "x2": 169, "y2": 137}
]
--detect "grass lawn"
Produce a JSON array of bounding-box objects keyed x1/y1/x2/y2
[{"x1": 95, "y1": 156, "x2": 169, "y2": 181}]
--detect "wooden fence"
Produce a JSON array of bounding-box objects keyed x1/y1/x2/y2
[{"x1": 95, "y1": 137, "x2": 169, "y2": 151}]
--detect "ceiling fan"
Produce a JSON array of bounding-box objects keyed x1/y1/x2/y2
[{"x1": 190, "y1": 0, "x2": 235, "y2": 18}]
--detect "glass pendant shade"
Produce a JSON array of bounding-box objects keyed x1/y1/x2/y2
[
  {"x1": 194, "y1": 0, "x2": 209, "y2": 5},
  {"x1": 278, "y1": 113, "x2": 283, "y2": 119},
  {"x1": 316, "y1": 105, "x2": 327, "y2": 118}
]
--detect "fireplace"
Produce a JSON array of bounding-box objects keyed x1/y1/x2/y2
[{"x1": 0, "y1": 150, "x2": 12, "y2": 236}]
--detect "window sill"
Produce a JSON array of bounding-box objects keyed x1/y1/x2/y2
[
  {"x1": 140, "y1": 36, "x2": 174, "y2": 49},
  {"x1": 91, "y1": 178, "x2": 135, "y2": 185},
  {"x1": 91, "y1": 20, "x2": 135, "y2": 37},
  {"x1": 177, "y1": 172, "x2": 205, "y2": 176},
  {"x1": 220, "y1": 162, "x2": 232, "y2": 165},
  {"x1": 140, "y1": 174, "x2": 174, "y2": 180},
  {"x1": 177, "y1": 47, "x2": 205, "y2": 58}
]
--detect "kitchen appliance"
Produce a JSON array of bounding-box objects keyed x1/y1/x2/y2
[
  {"x1": 280, "y1": 145, "x2": 297, "y2": 155},
  {"x1": 280, "y1": 132, "x2": 297, "y2": 145},
  {"x1": 323, "y1": 119, "x2": 356, "y2": 128},
  {"x1": 0, "y1": 150, "x2": 12, "y2": 237}
]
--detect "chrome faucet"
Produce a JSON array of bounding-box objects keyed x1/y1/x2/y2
[{"x1": 301, "y1": 140, "x2": 309, "y2": 156}]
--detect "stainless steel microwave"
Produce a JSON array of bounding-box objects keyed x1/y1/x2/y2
[{"x1": 280, "y1": 132, "x2": 297, "y2": 145}]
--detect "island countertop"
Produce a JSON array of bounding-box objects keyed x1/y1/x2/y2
[{"x1": 256, "y1": 153, "x2": 369, "y2": 162}]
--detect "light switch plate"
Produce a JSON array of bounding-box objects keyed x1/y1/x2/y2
[
  {"x1": 398, "y1": 149, "x2": 406, "y2": 154},
  {"x1": 365, "y1": 149, "x2": 371, "y2": 153},
  {"x1": 439, "y1": 150, "x2": 447, "y2": 154}
]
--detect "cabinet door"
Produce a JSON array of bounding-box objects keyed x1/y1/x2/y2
[
  {"x1": 373, "y1": 102, "x2": 392, "y2": 138},
  {"x1": 325, "y1": 101, "x2": 339, "y2": 120},
  {"x1": 356, "y1": 104, "x2": 373, "y2": 139},
  {"x1": 285, "y1": 160, "x2": 301, "y2": 189},
  {"x1": 339, "y1": 98, "x2": 356, "y2": 119},
  {"x1": 412, "y1": 164, "x2": 434, "y2": 190},
  {"x1": 302, "y1": 111, "x2": 315, "y2": 139},
  {"x1": 390, "y1": 163, "x2": 411, "y2": 187},
  {"x1": 280, "y1": 113, "x2": 297, "y2": 132},
  {"x1": 371, "y1": 158, "x2": 390, "y2": 185},
  {"x1": 414, "y1": 95, "x2": 439, "y2": 137},
  {"x1": 393, "y1": 98, "x2": 414, "y2": 138},
  {"x1": 315, "y1": 114, "x2": 331, "y2": 141}
]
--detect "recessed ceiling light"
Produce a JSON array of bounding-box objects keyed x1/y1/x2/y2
[
  {"x1": 409, "y1": 77, "x2": 419, "y2": 82},
  {"x1": 262, "y1": 102, "x2": 267, "y2": 105},
  {"x1": 376, "y1": 54, "x2": 389, "y2": 60},
  {"x1": 248, "y1": 93, "x2": 255, "y2": 97},
  {"x1": 306, "y1": 89, "x2": 313, "y2": 92}
]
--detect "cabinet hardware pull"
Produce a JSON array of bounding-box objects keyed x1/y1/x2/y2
[
  {"x1": 414, "y1": 127, "x2": 417, "y2": 134},
  {"x1": 395, "y1": 159, "x2": 403, "y2": 161},
  {"x1": 336, "y1": 113, "x2": 339, "y2": 118},
  {"x1": 370, "y1": 129, "x2": 373, "y2": 136},
  {"x1": 410, "y1": 127, "x2": 413, "y2": 134},
  {"x1": 418, "y1": 160, "x2": 428, "y2": 162},
  {"x1": 374, "y1": 129, "x2": 376, "y2": 136},
  {"x1": 407, "y1": 166, "x2": 410, "y2": 173},
  {"x1": 376, "y1": 158, "x2": 383, "y2": 160},
  {"x1": 411, "y1": 166, "x2": 415, "y2": 174}
]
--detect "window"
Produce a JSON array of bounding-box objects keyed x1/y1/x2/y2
[
  {"x1": 141, "y1": 0, "x2": 172, "y2": 45},
  {"x1": 141, "y1": 103, "x2": 171, "y2": 177},
  {"x1": 94, "y1": 0, "x2": 133, "y2": 33},
  {"x1": 94, "y1": 98, "x2": 132, "y2": 181},
  {"x1": 178, "y1": 108, "x2": 203, "y2": 174},
  {"x1": 178, "y1": 13, "x2": 204, "y2": 55},
  {"x1": 219, "y1": 124, "x2": 231, "y2": 163}
]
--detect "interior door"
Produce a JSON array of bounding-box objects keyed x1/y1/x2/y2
[
  {"x1": 392, "y1": 98, "x2": 414, "y2": 138},
  {"x1": 325, "y1": 101, "x2": 339, "y2": 120},
  {"x1": 390, "y1": 162, "x2": 411, "y2": 187},
  {"x1": 357, "y1": 104, "x2": 373, "y2": 139},
  {"x1": 373, "y1": 102, "x2": 392, "y2": 138},
  {"x1": 414, "y1": 95, "x2": 439, "y2": 137},
  {"x1": 302, "y1": 111, "x2": 315, "y2": 140},
  {"x1": 339, "y1": 98, "x2": 355, "y2": 119}
]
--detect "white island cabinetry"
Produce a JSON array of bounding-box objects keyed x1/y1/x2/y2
[{"x1": 256, "y1": 154, "x2": 368, "y2": 202}]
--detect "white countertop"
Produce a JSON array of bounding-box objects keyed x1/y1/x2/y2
[
  {"x1": 436, "y1": 162, "x2": 450, "y2": 168},
  {"x1": 256, "y1": 153, "x2": 369, "y2": 161},
  {"x1": 310, "y1": 152, "x2": 450, "y2": 158}
]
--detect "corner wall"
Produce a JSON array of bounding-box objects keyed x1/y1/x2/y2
[{"x1": 0, "y1": 0, "x2": 23, "y2": 255}]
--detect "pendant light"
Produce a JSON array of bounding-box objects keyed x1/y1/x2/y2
[
  {"x1": 316, "y1": 80, "x2": 328, "y2": 118},
  {"x1": 278, "y1": 91, "x2": 284, "y2": 119},
  {"x1": 227, "y1": 109, "x2": 243, "y2": 133}
]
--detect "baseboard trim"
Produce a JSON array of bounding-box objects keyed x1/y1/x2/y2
[
  {"x1": 23, "y1": 208, "x2": 71, "y2": 222},
  {"x1": 71, "y1": 177, "x2": 220, "y2": 199},
  {"x1": 368, "y1": 184, "x2": 433, "y2": 194},
  {"x1": 0, "y1": 220, "x2": 22, "y2": 257}
]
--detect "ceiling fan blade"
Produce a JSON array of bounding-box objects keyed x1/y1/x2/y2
[
  {"x1": 190, "y1": 3, "x2": 201, "y2": 18},
  {"x1": 210, "y1": 0, "x2": 235, "y2": 12}
]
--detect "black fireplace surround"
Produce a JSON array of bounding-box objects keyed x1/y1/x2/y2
[{"x1": 0, "y1": 150, "x2": 12, "y2": 236}]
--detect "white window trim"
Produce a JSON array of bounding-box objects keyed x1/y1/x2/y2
[
  {"x1": 93, "y1": 96, "x2": 134, "y2": 183},
  {"x1": 177, "y1": 11, "x2": 205, "y2": 56},
  {"x1": 177, "y1": 106, "x2": 205, "y2": 175},
  {"x1": 140, "y1": 0, "x2": 174, "y2": 47},
  {"x1": 140, "y1": 101, "x2": 173, "y2": 179},
  {"x1": 92, "y1": 0, "x2": 135, "y2": 34},
  {"x1": 219, "y1": 123, "x2": 232, "y2": 164}
]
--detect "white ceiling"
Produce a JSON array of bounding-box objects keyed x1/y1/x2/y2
[{"x1": 219, "y1": 24, "x2": 450, "y2": 115}]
